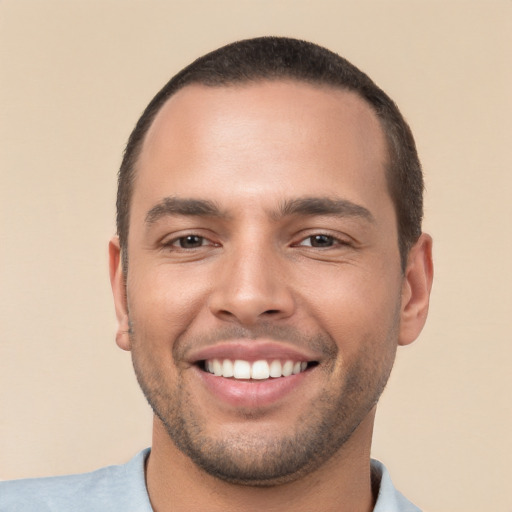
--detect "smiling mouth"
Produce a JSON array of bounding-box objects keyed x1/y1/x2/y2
[{"x1": 199, "y1": 359, "x2": 319, "y2": 380}]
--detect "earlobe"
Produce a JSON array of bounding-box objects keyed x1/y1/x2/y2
[
  {"x1": 108, "y1": 236, "x2": 132, "y2": 351},
  {"x1": 398, "y1": 233, "x2": 434, "y2": 346}
]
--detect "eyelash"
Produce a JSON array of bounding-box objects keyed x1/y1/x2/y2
[
  {"x1": 162, "y1": 232, "x2": 351, "y2": 251},
  {"x1": 164, "y1": 234, "x2": 215, "y2": 250},
  {"x1": 295, "y1": 234, "x2": 351, "y2": 249},
  {"x1": 293, "y1": 232, "x2": 353, "y2": 250}
]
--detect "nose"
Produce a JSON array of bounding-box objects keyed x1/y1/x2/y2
[{"x1": 208, "y1": 245, "x2": 295, "y2": 326}]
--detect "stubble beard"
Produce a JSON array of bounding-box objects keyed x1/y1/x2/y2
[{"x1": 129, "y1": 321, "x2": 398, "y2": 487}]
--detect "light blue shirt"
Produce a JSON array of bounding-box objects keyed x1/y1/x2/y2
[{"x1": 0, "y1": 450, "x2": 420, "y2": 511}]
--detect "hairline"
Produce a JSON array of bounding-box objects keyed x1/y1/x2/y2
[{"x1": 121, "y1": 77, "x2": 415, "y2": 274}]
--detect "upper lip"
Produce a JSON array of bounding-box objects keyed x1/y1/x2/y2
[{"x1": 187, "y1": 340, "x2": 322, "y2": 364}]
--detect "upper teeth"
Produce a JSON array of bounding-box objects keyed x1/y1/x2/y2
[{"x1": 205, "y1": 359, "x2": 308, "y2": 380}]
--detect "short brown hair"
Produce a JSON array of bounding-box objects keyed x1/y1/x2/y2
[{"x1": 117, "y1": 37, "x2": 423, "y2": 270}]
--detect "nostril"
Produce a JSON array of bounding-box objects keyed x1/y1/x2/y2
[
  {"x1": 263, "y1": 309, "x2": 280, "y2": 315},
  {"x1": 218, "y1": 310, "x2": 236, "y2": 318}
]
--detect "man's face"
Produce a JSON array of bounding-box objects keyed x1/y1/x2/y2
[{"x1": 112, "y1": 81, "x2": 410, "y2": 484}]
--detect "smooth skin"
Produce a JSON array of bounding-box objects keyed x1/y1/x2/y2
[{"x1": 110, "y1": 81, "x2": 433, "y2": 512}]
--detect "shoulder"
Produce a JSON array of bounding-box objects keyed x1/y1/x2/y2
[
  {"x1": 0, "y1": 449, "x2": 152, "y2": 512},
  {"x1": 371, "y1": 459, "x2": 422, "y2": 512}
]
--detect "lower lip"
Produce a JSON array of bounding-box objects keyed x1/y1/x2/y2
[{"x1": 195, "y1": 367, "x2": 310, "y2": 408}]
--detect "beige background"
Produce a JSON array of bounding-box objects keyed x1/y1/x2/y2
[{"x1": 1, "y1": 1, "x2": 511, "y2": 511}]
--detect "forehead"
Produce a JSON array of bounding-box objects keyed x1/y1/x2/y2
[{"x1": 134, "y1": 80, "x2": 389, "y2": 212}]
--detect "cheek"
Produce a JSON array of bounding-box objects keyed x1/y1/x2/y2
[
  {"x1": 294, "y1": 263, "x2": 402, "y2": 351},
  {"x1": 127, "y1": 265, "x2": 212, "y2": 346}
]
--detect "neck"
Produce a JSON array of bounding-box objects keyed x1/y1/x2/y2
[{"x1": 145, "y1": 411, "x2": 377, "y2": 512}]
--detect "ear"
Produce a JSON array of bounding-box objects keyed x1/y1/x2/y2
[
  {"x1": 399, "y1": 233, "x2": 434, "y2": 346},
  {"x1": 109, "y1": 236, "x2": 131, "y2": 351}
]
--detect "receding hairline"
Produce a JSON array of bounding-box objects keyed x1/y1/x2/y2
[
  {"x1": 117, "y1": 38, "x2": 423, "y2": 275},
  {"x1": 132, "y1": 77, "x2": 391, "y2": 184}
]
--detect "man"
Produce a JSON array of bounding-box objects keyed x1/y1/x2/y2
[{"x1": 0, "y1": 37, "x2": 433, "y2": 511}]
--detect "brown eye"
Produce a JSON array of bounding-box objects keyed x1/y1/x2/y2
[
  {"x1": 307, "y1": 235, "x2": 335, "y2": 247},
  {"x1": 177, "y1": 235, "x2": 205, "y2": 248}
]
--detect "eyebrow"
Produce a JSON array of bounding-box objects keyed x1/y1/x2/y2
[
  {"x1": 145, "y1": 197, "x2": 226, "y2": 225},
  {"x1": 275, "y1": 197, "x2": 375, "y2": 223},
  {"x1": 145, "y1": 195, "x2": 375, "y2": 226}
]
